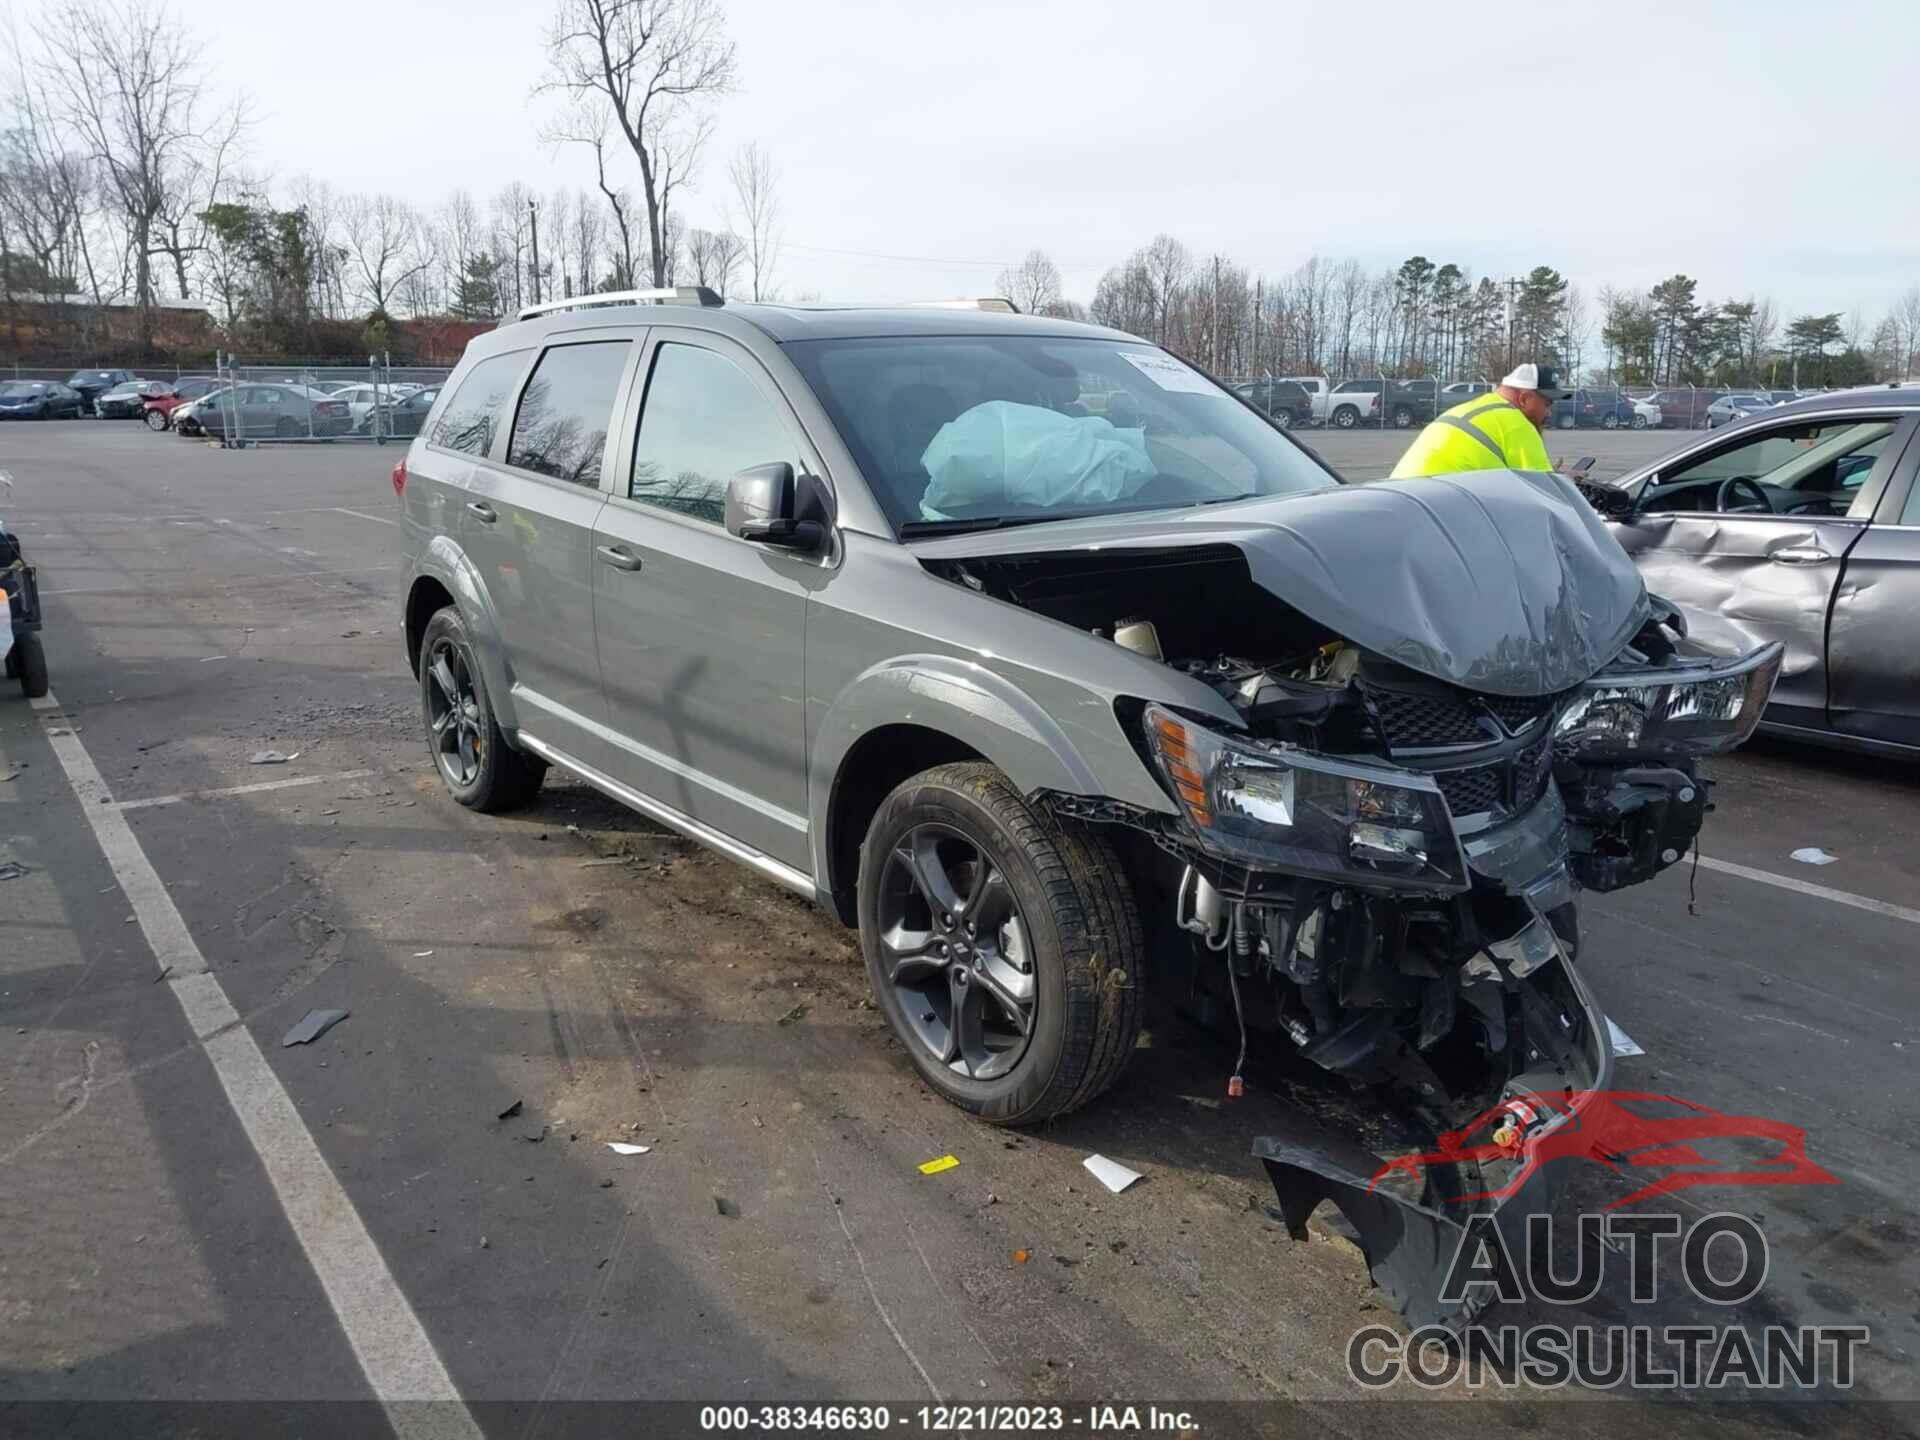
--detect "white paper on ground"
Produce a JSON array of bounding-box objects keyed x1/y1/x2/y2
[
  {"x1": 1082, "y1": 1153, "x2": 1143, "y2": 1194},
  {"x1": 605, "y1": 1142, "x2": 650, "y2": 1156},
  {"x1": 1790, "y1": 847, "x2": 1838, "y2": 866},
  {"x1": 1606, "y1": 1018, "x2": 1646, "y2": 1057}
]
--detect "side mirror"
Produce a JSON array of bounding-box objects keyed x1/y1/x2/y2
[{"x1": 724, "y1": 461, "x2": 833, "y2": 553}]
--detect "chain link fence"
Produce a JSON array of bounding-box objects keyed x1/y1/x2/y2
[{"x1": 202, "y1": 355, "x2": 451, "y2": 446}]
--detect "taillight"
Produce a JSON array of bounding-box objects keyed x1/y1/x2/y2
[{"x1": 391, "y1": 458, "x2": 407, "y2": 497}]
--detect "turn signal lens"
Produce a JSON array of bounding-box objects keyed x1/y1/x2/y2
[{"x1": 391, "y1": 458, "x2": 408, "y2": 497}]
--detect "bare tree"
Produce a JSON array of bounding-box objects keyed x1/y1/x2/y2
[
  {"x1": 542, "y1": 0, "x2": 738, "y2": 288},
  {"x1": 726, "y1": 140, "x2": 778, "y2": 300},
  {"x1": 342, "y1": 193, "x2": 432, "y2": 315},
  {"x1": 437, "y1": 189, "x2": 483, "y2": 307},
  {"x1": 39, "y1": 0, "x2": 247, "y2": 349},
  {"x1": 545, "y1": 103, "x2": 639, "y2": 289},
  {"x1": 995, "y1": 249, "x2": 1062, "y2": 316},
  {"x1": 1141, "y1": 234, "x2": 1190, "y2": 347},
  {"x1": 1895, "y1": 287, "x2": 1920, "y2": 380},
  {"x1": 683, "y1": 225, "x2": 742, "y2": 295}
]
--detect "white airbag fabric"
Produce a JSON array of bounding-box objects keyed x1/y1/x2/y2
[{"x1": 920, "y1": 402, "x2": 1154, "y2": 519}]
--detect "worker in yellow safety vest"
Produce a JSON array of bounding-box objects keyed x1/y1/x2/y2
[{"x1": 1389, "y1": 363, "x2": 1570, "y2": 479}]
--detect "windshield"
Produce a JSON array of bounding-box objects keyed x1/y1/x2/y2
[
  {"x1": 0, "y1": 382, "x2": 46, "y2": 396},
  {"x1": 783, "y1": 335, "x2": 1339, "y2": 534}
]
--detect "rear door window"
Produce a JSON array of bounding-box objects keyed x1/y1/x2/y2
[
  {"x1": 431, "y1": 351, "x2": 529, "y2": 458},
  {"x1": 505, "y1": 341, "x2": 632, "y2": 485}
]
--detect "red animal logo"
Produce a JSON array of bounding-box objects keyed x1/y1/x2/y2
[{"x1": 1371, "y1": 1091, "x2": 1838, "y2": 1208}]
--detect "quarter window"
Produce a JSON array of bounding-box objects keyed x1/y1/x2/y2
[
  {"x1": 629, "y1": 344, "x2": 795, "y2": 525},
  {"x1": 431, "y1": 351, "x2": 528, "y2": 458},
  {"x1": 506, "y1": 341, "x2": 632, "y2": 485}
]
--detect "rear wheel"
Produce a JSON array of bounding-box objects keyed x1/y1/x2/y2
[
  {"x1": 1602, "y1": 414, "x2": 1619, "y2": 430},
  {"x1": 1273, "y1": 409, "x2": 1294, "y2": 430},
  {"x1": 1332, "y1": 405, "x2": 1359, "y2": 429},
  {"x1": 13, "y1": 632, "x2": 48, "y2": 699},
  {"x1": 1631, "y1": 414, "x2": 1648, "y2": 430},
  {"x1": 1557, "y1": 412, "x2": 1576, "y2": 429},
  {"x1": 419, "y1": 606, "x2": 546, "y2": 812},
  {"x1": 275, "y1": 416, "x2": 299, "y2": 438},
  {"x1": 858, "y1": 761, "x2": 1143, "y2": 1125},
  {"x1": 1392, "y1": 405, "x2": 1415, "y2": 429}
]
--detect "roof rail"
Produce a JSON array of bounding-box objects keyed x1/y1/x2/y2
[
  {"x1": 902, "y1": 296, "x2": 1021, "y2": 314},
  {"x1": 517, "y1": 286, "x2": 723, "y2": 322}
]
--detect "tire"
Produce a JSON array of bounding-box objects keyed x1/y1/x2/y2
[
  {"x1": 1332, "y1": 405, "x2": 1359, "y2": 430},
  {"x1": 1274, "y1": 409, "x2": 1294, "y2": 430},
  {"x1": 857, "y1": 761, "x2": 1144, "y2": 1125},
  {"x1": 14, "y1": 632, "x2": 48, "y2": 700},
  {"x1": 1556, "y1": 412, "x2": 1575, "y2": 430},
  {"x1": 1392, "y1": 405, "x2": 1415, "y2": 429},
  {"x1": 1631, "y1": 414, "x2": 1648, "y2": 430},
  {"x1": 145, "y1": 409, "x2": 169, "y2": 431},
  {"x1": 1602, "y1": 414, "x2": 1619, "y2": 430},
  {"x1": 275, "y1": 416, "x2": 299, "y2": 438},
  {"x1": 418, "y1": 606, "x2": 546, "y2": 812}
]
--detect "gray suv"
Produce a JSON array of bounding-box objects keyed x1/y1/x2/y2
[{"x1": 397, "y1": 290, "x2": 1782, "y2": 1318}]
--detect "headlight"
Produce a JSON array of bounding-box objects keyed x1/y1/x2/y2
[
  {"x1": 1142, "y1": 704, "x2": 1468, "y2": 892},
  {"x1": 1554, "y1": 641, "x2": 1783, "y2": 761}
]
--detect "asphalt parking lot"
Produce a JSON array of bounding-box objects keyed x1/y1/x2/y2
[{"x1": 2, "y1": 421, "x2": 1917, "y2": 1435}]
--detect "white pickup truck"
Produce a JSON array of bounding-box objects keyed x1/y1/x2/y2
[{"x1": 1280, "y1": 376, "x2": 1384, "y2": 427}]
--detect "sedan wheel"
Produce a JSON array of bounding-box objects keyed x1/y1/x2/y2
[
  {"x1": 1602, "y1": 414, "x2": 1619, "y2": 430},
  {"x1": 145, "y1": 409, "x2": 169, "y2": 431},
  {"x1": 1632, "y1": 414, "x2": 1649, "y2": 430},
  {"x1": 418, "y1": 606, "x2": 546, "y2": 812}
]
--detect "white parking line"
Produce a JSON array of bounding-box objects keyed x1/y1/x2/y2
[
  {"x1": 1698, "y1": 854, "x2": 1920, "y2": 928},
  {"x1": 112, "y1": 769, "x2": 377, "y2": 812},
  {"x1": 29, "y1": 693, "x2": 480, "y2": 1439},
  {"x1": 334, "y1": 506, "x2": 399, "y2": 527}
]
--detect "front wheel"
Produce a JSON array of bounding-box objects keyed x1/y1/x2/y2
[
  {"x1": 1392, "y1": 405, "x2": 1415, "y2": 429},
  {"x1": 1631, "y1": 414, "x2": 1648, "y2": 430},
  {"x1": 1274, "y1": 409, "x2": 1294, "y2": 430},
  {"x1": 145, "y1": 409, "x2": 169, "y2": 431},
  {"x1": 13, "y1": 632, "x2": 48, "y2": 699},
  {"x1": 858, "y1": 762, "x2": 1143, "y2": 1125},
  {"x1": 1557, "y1": 412, "x2": 1576, "y2": 429},
  {"x1": 1332, "y1": 405, "x2": 1359, "y2": 429},
  {"x1": 418, "y1": 606, "x2": 546, "y2": 811},
  {"x1": 1602, "y1": 414, "x2": 1619, "y2": 430}
]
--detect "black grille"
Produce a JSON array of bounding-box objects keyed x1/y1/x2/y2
[
  {"x1": 1372, "y1": 690, "x2": 1489, "y2": 747},
  {"x1": 1432, "y1": 735, "x2": 1555, "y2": 819},
  {"x1": 1435, "y1": 764, "x2": 1505, "y2": 817},
  {"x1": 1372, "y1": 688, "x2": 1552, "y2": 749}
]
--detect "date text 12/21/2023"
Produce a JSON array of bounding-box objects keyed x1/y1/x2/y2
[{"x1": 698, "y1": 1405, "x2": 1201, "y2": 1433}]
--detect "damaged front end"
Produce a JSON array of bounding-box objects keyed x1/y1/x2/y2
[{"x1": 925, "y1": 470, "x2": 1785, "y2": 1330}]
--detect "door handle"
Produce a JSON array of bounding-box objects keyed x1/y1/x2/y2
[
  {"x1": 597, "y1": 545, "x2": 643, "y2": 572},
  {"x1": 466, "y1": 501, "x2": 497, "y2": 523},
  {"x1": 1769, "y1": 545, "x2": 1833, "y2": 566}
]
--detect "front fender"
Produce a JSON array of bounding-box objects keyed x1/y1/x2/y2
[
  {"x1": 414, "y1": 535, "x2": 520, "y2": 735},
  {"x1": 808, "y1": 653, "x2": 1176, "y2": 859}
]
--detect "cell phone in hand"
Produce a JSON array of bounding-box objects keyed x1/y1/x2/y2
[{"x1": 1565, "y1": 456, "x2": 1596, "y2": 475}]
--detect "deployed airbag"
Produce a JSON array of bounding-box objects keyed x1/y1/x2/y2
[{"x1": 920, "y1": 402, "x2": 1155, "y2": 520}]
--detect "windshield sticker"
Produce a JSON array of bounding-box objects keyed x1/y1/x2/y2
[{"x1": 1119, "y1": 351, "x2": 1215, "y2": 395}]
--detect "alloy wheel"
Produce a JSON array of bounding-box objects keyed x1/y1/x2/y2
[
  {"x1": 877, "y1": 823, "x2": 1036, "y2": 1081},
  {"x1": 425, "y1": 639, "x2": 486, "y2": 788}
]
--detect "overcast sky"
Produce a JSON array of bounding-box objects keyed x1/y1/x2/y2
[{"x1": 16, "y1": 0, "x2": 1918, "y2": 318}]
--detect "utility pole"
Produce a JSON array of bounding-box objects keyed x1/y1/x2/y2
[{"x1": 528, "y1": 199, "x2": 542, "y2": 307}]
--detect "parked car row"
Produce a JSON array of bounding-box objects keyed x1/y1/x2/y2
[{"x1": 160, "y1": 381, "x2": 442, "y2": 440}]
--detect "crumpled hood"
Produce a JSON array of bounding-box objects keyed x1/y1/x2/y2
[{"x1": 909, "y1": 469, "x2": 1650, "y2": 695}]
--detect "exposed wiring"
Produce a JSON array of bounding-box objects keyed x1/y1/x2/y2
[{"x1": 1226, "y1": 908, "x2": 1250, "y2": 1099}]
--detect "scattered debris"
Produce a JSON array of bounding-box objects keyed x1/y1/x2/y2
[
  {"x1": 918, "y1": 1155, "x2": 960, "y2": 1176},
  {"x1": 606, "y1": 1142, "x2": 650, "y2": 1156},
  {"x1": 577, "y1": 858, "x2": 630, "y2": 868},
  {"x1": 0, "y1": 861, "x2": 28, "y2": 882},
  {"x1": 599, "y1": 1178, "x2": 615, "y2": 1188},
  {"x1": 1606, "y1": 1018, "x2": 1646, "y2": 1057},
  {"x1": 1082, "y1": 1154, "x2": 1144, "y2": 1194},
  {"x1": 199, "y1": 655, "x2": 228, "y2": 663},
  {"x1": 413, "y1": 950, "x2": 435, "y2": 958},
  {"x1": 1790, "y1": 847, "x2": 1838, "y2": 866},
  {"x1": 777, "y1": 1002, "x2": 809, "y2": 1026},
  {"x1": 479, "y1": 1236, "x2": 490, "y2": 1249},
  {"x1": 497, "y1": 1100, "x2": 524, "y2": 1120},
  {"x1": 1053, "y1": 1255, "x2": 1079, "y2": 1268},
  {"x1": 0, "y1": 769, "x2": 19, "y2": 782},
  {"x1": 249, "y1": 750, "x2": 301, "y2": 765},
  {"x1": 714, "y1": 1196, "x2": 739, "y2": 1218},
  {"x1": 281, "y1": 1008, "x2": 349, "y2": 1047},
  {"x1": 1013, "y1": 1249, "x2": 1031, "y2": 1264}
]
